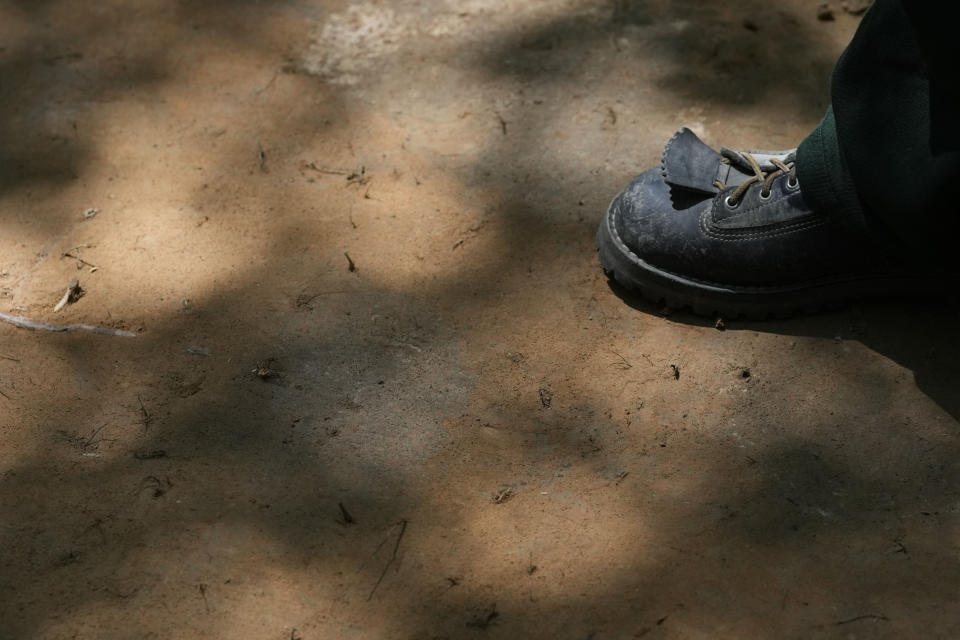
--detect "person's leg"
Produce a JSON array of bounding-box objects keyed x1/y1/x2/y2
[{"x1": 796, "y1": 0, "x2": 960, "y2": 267}]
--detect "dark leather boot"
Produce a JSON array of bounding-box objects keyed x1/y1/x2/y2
[{"x1": 596, "y1": 129, "x2": 943, "y2": 317}]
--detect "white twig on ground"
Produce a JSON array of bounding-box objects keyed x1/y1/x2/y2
[
  {"x1": 53, "y1": 278, "x2": 83, "y2": 312},
  {"x1": 0, "y1": 312, "x2": 136, "y2": 337}
]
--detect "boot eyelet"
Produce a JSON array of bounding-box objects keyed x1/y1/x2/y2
[
  {"x1": 759, "y1": 190, "x2": 772, "y2": 201},
  {"x1": 724, "y1": 196, "x2": 740, "y2": 209},
  {"x1": 786, "y1": 176, "x2": 799, "y2": 190}
]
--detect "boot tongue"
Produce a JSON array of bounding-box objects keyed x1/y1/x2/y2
[
  {"x1": 720, "y1": 147, "x2": 795, "y2": 173},
  {"x1": 660, "y1": 128, "x2": 722, "y2": 194},
  {"x1": 661, "y1": 128, "x2": 797, "y2": 195}
]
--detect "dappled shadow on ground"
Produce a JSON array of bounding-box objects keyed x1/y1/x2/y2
[
  {"x1": 481, "y1": 0, "x2": 836, "y2": 113},
  {"x1": 614, "y1": 285, "x2": 960, "y2": 422},
  {"x1": 1, "y1": 1, "x2": 958, "y2": 639}
]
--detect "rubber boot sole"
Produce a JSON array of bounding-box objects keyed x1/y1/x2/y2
[{"x1": 596, "y1": 197, "x2": 945, "y2": 319}]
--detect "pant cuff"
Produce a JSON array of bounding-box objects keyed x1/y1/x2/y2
[{"x1": 796, "y1": 107, "x2": 865, "y2": 225}]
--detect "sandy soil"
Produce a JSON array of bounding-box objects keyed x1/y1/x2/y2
[{"x1": 1, "y1": 1, "x2": 958, "y2": 638}]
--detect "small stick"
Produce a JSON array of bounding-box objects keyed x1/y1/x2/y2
[
  {"x1": 254, "y1": 69, "x2": 279, "y2": 95},
  {"x1": 63, "y1": 251, "x2": 99, "y2": 271},
  {"x1": 53, "y1": 278, "x2": 83, "y2": 313},
  {"x1": 53, "y1": 289, "x2": 70, "y2": 312},
  {"x1": 344, "y1": 251, "x2": 357, "y2": 272},
  {"x1": 833, "y1": 614, "x2": 889, "y2": 626},
  {"x1": 495, "y1": 112, "x2": 507, "y2": 136},
  {"x1": 198, "y1": 583, "x2": 211, "y2": 613},
  {"x1": 257, "y1": 144, "x2": 267, "y2": 173},
  {"x1": 338, "y1": 501, "x2": 355, "y2": 524},
  {"x1": 133, "y1": 450, "x2": 167, "y2": 460},
  {"x1": 610, "y1": 350, "x2": 632, "y2": 370},
  {"x1": 345, "y1": 165, "x2": 367, "y2": 185},
  {"x1": 385, "y1": 340, "x2": 422, "y2": 353},
  {"x1": 0, "y1": 354, "x2": 19, "y2": 362},
  {"x1": 0, "y1": 312, "x2": 136, "y2": 337},
  {"x1": 358, "y1": 533, "x2": 392, "y2": 572},
  {"x1": 295, "y1": 290, "x2": 352, "y2": 307},
  {"x1": 302, "y1": 162, "x2": 350, "y2": 175},
  {"x1": 85, "y1": 424, "x2": 108, "y2": 450},
  {"x1": 137, "y1": 394, "x2": 153, "y2": 431},
  {"x1": 367, "y1": 519, "x2": 408, "y2": 601}
]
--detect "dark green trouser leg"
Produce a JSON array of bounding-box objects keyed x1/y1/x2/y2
[{"x1": 796, "y1": 0, "x2": 960, "y2": 269}]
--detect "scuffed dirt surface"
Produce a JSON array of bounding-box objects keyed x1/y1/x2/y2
[{"x1": 0, "y1": 1, "x2": 958, "y2": 638}]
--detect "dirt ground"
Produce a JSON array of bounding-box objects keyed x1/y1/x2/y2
[{"x1": 1, "y1": 1, "x2": 958, "y2": 638}]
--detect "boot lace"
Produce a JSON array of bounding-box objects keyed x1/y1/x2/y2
[{"x1": 714, "y1": 151, "x2": 797, "y2": 207}]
